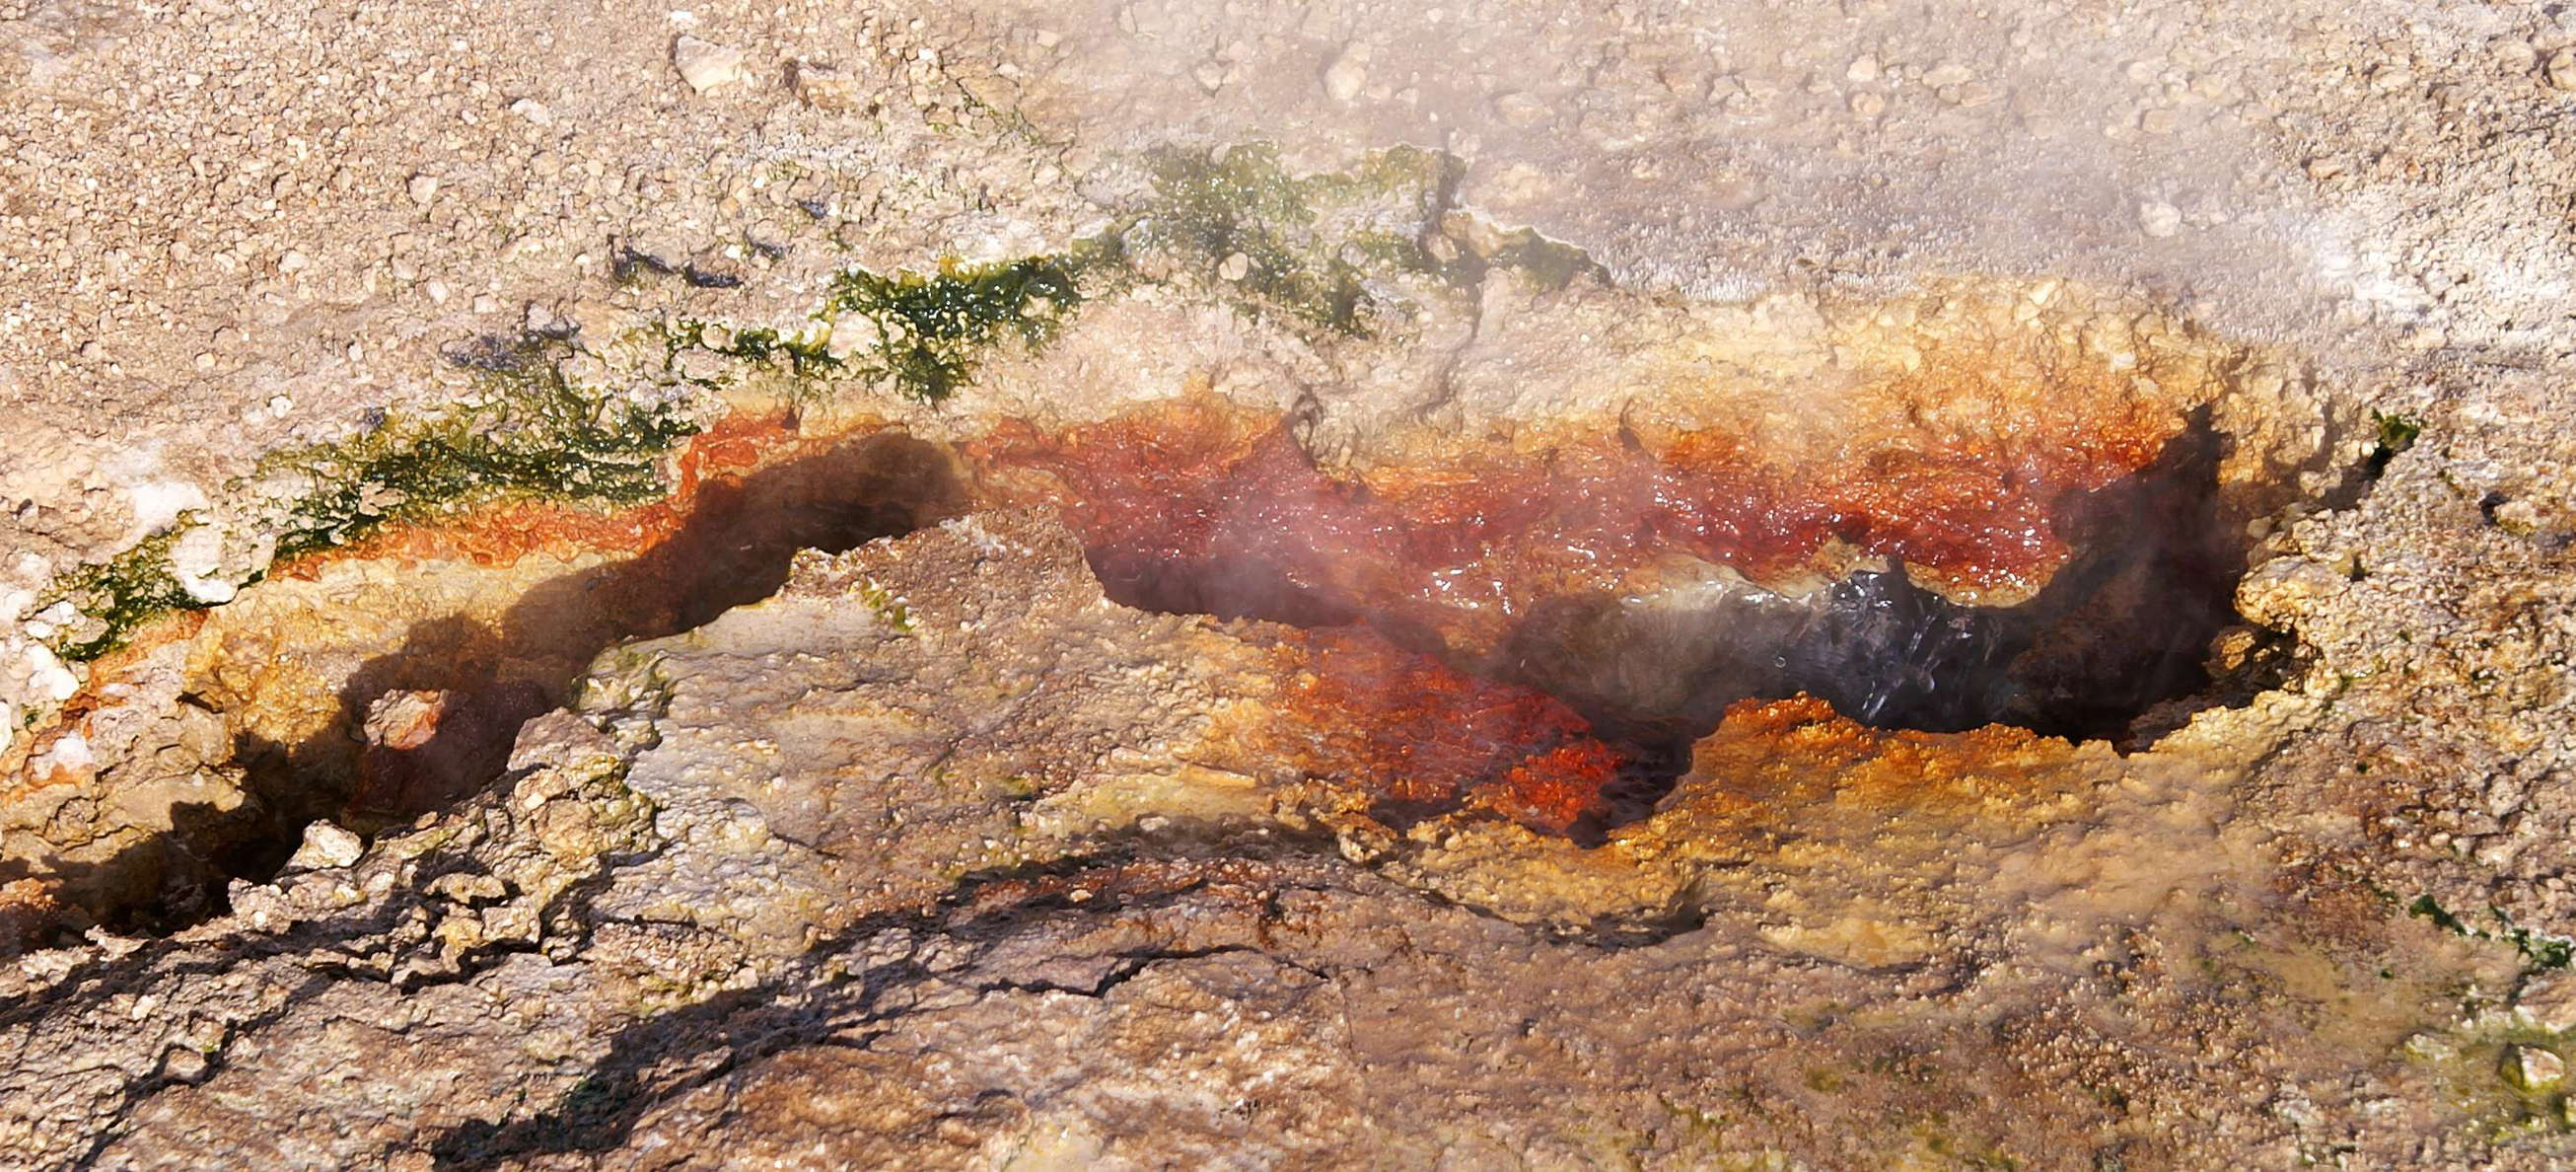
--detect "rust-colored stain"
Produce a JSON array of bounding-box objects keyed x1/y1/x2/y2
[
  {"x1": 275, "y1": 408, "x2": 815, "y2": 574},
  {"x1": 972, "y1": 385, "x2": 2180, "y2": 651},
  {"x1": 0, "y1": 877, "x2": 60, "y2": 947},
  {"x1": 7, "y1": 410, "x2": 884, "y2": 803},
  {"x1": 1678, "y1": 695, "x2": 2077, "y2": 816},
  {"x1": 18, "y1": 362, "x2": 2164, "y2": 850},
  {"x1": 0, "y1": 610, "x2": 207, "y2": 801},
  {"x1": 1243, "y1": 627, "x2": 1624, "y2": 835}
]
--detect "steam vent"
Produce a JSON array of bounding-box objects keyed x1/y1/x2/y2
[{"x1": 17, "y1": 3, "x2": 2576, "y2": 1169}]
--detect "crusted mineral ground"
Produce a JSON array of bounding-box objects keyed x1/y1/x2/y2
[{"x1": 8, "y1": 0, "x2": 2576, "y2": 1168}]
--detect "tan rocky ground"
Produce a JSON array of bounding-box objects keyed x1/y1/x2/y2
[{"x1": 6, "y1": 0, "x2": 2576, "y2": 1168}]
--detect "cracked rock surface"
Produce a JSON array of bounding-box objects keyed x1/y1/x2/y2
[
  {"x1": 8, "y1": 0, "x2": 2576, "y2": 1167},
  {"x1": 0, "y1": 513, "x2": 2540, "y2": 1168}
]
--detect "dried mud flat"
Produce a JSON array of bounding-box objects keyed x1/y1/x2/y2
[{"x1": 6, "y1": 0, "x2": 2576, "y2": 1168}]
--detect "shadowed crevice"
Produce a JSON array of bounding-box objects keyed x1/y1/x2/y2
[
  {"x1": 1089, "y1": 410, "x2": 2254, "y2": 833},
  {"x1": 17, "y1": 430, "x2": 966, "y2": 942}
]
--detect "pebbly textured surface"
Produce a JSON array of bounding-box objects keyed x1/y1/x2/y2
[{"x1": 5, "y1": 0, "x2": 2576, "y2": 1167}]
